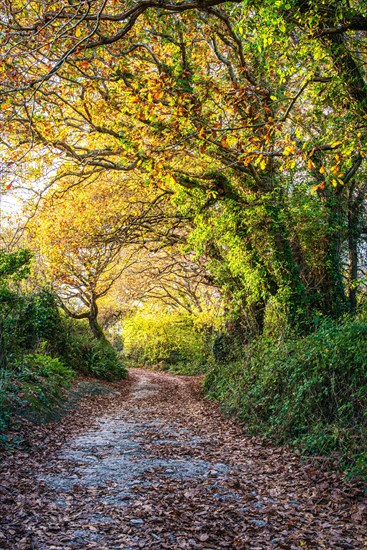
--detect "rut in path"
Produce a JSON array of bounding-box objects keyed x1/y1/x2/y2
[{"x1": 1, "y1": 369, "x2": 367, "y2": 549}]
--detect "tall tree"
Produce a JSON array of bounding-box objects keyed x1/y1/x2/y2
[{"x1": 27, "y1": 177, "x2": 150, "y2": 338}]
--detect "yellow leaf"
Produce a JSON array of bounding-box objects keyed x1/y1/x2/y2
[
  {"x1": 165, "y1": 174, "x2": 176, "y2": 186},
  {"x1": 283, "y1": 145, "x2": 295, "y2": 156},
  {"x1": 319, "y1": 165, "x2": 325, "y2": 174}
]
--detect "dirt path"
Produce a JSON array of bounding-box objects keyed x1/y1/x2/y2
[{"x1": 1, "y1": 369, "x2": 366, "y2": 549}]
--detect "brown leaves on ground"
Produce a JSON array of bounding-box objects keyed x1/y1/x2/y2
[{"x1": 0, "y1": 369, "x2": 366, "y2": 549}]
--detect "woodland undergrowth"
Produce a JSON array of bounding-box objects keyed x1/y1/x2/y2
[
  {"x1": 0, "y1": 250, "x2": 126, "y2": 445},
  {"x1": 204, "y1": 313, "x2": 367, "y2": 481}
]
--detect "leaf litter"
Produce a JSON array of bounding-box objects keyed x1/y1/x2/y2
[{"x1": 0, "y1": 369, "x2": 366, "y2": 549}]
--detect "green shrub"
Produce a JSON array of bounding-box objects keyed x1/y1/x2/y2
[
  {"x1": 122, "y1": 308, "x2": 212, "y2": 374},
  {"x1": 82, "y1": 339, "x2": 127, "y2": 380},
  {"x1": 2, "y1": 289, "x2": 67, "y2": 360},
  {"x1": 63, "y1": 319, "x2": 127, "y2": 380},
  {"x1": 205, "y1": 314, "x2": 367, "y2": 479},
  {"x1": 8, "y1": 352, "x2": 74, "y2": 413},
  {"x1": 2, "y1": 294, "x2": 126, "y2": 382},
  {"x1": 24, "y1": 290, "x2": 66, "y2": 353}
]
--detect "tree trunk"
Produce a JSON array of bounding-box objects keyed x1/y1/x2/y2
[
  {"x1": 320, "y1": 193, "x2": 348, "y2": 317},
  {"x1": 88, "y1": 314, "x2": 106, "y2": 340},
  {"x1": 88, "y1": 298, "x2": 106, "y2": 340},
  {"x1": 347, "y1": 185, "x2": 363, "y2": 313},
  {"x1": 265, "y1": 193, "x2": 308, "y2": 327},
  {"x1": 348, "y1": 223, "x2": 358, "y2": 313}
]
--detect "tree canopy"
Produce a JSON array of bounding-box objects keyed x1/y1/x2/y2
[{"x1": 0, "y1": 0, "x2": 366, "y2": 336}]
